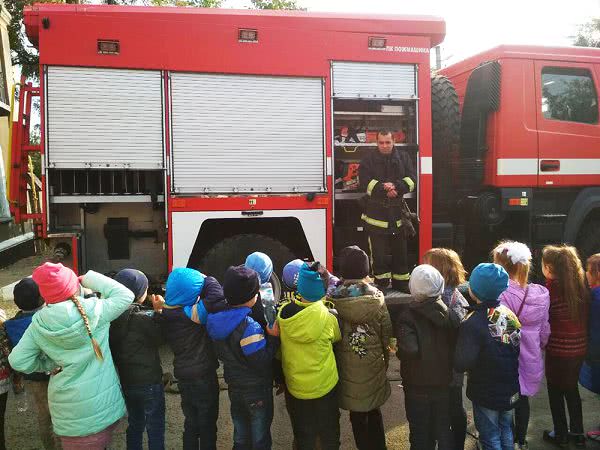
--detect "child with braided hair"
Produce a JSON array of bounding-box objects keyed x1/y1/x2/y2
[{"x1": 8, "y1": 262, "x2": 134, "y2": 450}]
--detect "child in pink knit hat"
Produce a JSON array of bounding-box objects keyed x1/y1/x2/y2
[{"x1": 9, "y1": 262, "x2": 134, "y2": 450}]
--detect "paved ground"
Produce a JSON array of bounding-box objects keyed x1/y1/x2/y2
[{"x1": 1, "y1": 256, "x2": 599, "y2": 449}]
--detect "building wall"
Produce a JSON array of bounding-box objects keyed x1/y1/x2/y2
[{"x1": 0, "y1": 1, "x2": 13, "y2": 222}]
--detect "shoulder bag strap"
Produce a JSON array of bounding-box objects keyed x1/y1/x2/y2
[{"x1": 516, "y1": 286, "x2": 530, "y2": 318}]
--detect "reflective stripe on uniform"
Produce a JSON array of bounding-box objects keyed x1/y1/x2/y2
[
  {"x1": 361, "y1": 214, "x2": 389, "y2": 229},
  {"x1": 366, "y1": 179, "x2": 379, "y2": 196},
  {"x1": 392, "y1": 273, "x2": 410, "y2": 281},
  {"x1": 403, "y1": 177, "x2": 415, "y2": 193},
  {"x1": 374, "y1": 272, "x2": 392, "y2": 280},
  {"x1": 396, "y1": 220, "x2": 403, "y2": 228}
]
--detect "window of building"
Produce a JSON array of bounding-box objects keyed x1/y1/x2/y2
[
  {"x1": 541, "y1": 67, "x2": 598, "y2": 124},
  {"x1": 0, "y1": 32, "x2": 7, "y2": 107}
]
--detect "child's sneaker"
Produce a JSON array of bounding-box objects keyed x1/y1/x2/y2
[
  {"x1": 514, "y1": 442, "x2": 529, "y2": 449},
  {"x1": 569, "y1": 432, "x2": 587, "y2": 448},
  {"x1": 543, "y1": 430, "x2": 569, "y2": 448},
  {"x1": 587, "y1": 430, "x2": 600, "y2": 443}
]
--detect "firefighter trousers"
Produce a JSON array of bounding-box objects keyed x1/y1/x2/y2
[{"x1": 368, "y1": 231, "x2": 410, "y2": 290}]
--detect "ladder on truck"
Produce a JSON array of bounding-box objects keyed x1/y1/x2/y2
[{"x1": 8, "y1": 78, "x2": 46, "y2": 238}]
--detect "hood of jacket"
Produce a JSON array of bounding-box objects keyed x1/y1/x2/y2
[
  {"x1": 500, "y1": 280, "x2": 549, "y2": 324},
  {"x1": 331, "y1": 283, "x2": 384, "y2": 324},
  {"x1": 31, "y1": 295, "x2": 102, "y2": 350},
  {"x1": 409, "y1": 296, "x2": 450, "y2": 327},
  {"x1": 206, "y1": 307, "x2": 250, "y2": 341},
  {"x1": 278, "y1": 300, "x2": 330, "y2": 344}
]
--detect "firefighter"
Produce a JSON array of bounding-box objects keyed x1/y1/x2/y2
[{"x1": 359, "y1": 129, "x2": 416, "y2": 292}]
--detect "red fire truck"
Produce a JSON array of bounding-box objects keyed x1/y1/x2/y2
[
  {"x1": 9, "y1": 5, "x2": 442, "y2": 282},
  {"x1": 9, "y1": 5, "x2": 600, "y2": 284}
]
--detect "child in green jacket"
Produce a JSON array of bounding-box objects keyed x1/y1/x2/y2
[{"x1": 278, "y1": 262, "x2": 341, "y2": 449}]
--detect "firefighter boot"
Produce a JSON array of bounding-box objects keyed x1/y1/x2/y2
[{"x1": 392, "y1": 278, "x2": 410, "y2": 294}]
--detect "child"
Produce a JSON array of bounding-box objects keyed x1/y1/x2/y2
[
  {"x1": 245, "y1": 252, "x2": 275, "y2": 328},
  {"x1": 206, "y1": 265, "x2": 280, "y2": 449},
  {"x1": 283, "y1": 259, "x2": 304, "y2": 295},
  {"x1": 329, "y1": 246, "x2": 391, "y2": 450},
  {"x1": 542, "y1": 245, "x2": 589, "y2": 448},
  {"x1": 454, "y1": 263, "x2": 520, "y2": 450},
  {"x1": 109, "y1": 269, "x2": 164, "y2": 450},
  {"x1": 8, "y1": 262, "x2": 134, "y2": 450},
  {"x1": 422, "y1": 248, "x2": 469, "y2": 450},
  {"x1": 580, "y1": 254, "x2": 600, "y2": 443},
  {"x1": 4, "y1": 278, "x2": 61, "y2": 450},
  {"x1": 493, "y1": 241, "x2": 550, "y2": 449},
  {"x1": 0, "y1": 306, "x2": 11, "y2": 450},
  {"x1": 397, "y1": 264, "x2": 458, "y2": 450},
  {"x1": 278, "y1": 262, "x2": 341, "y2": 449},
  {"x1": 156, "y1": 267, "x2": 221, "y2": 450}
]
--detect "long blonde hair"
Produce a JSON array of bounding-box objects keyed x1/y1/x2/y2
[
  {"x1": 542, "y1": 245, "x2": 588, "y2": 320},
  {"x1": 70, "y1": 296, "x2": 103, "y2": 361}
]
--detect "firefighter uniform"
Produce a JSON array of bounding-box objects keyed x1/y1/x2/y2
[{"x1": 359, "y1": 147, "x2": 416, "y2": 290}]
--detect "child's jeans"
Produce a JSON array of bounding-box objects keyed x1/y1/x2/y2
[
  {"x1": 286, "y1": 386, "x2": 340, "y2": 450},
  {"x1": 179, "y1": 373, "x2": 220, "y2": 450},
  {"x1": 228, "y1": 385, "x2": 274, "y2": 450},
  {"x1": 403, "y1": 386, "x2": 452, "y2": 450},
  {"x1": 122, "y1": 383, "x2": 166, "y2": 450},
  {"x1": 472, "y1": 403, "x2": 514, "y2": 450},
  {"x1": 25, "y1": 379, "x2": 62, "y2": 450}
]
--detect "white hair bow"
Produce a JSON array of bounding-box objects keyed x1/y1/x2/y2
[{"x1": 496, "y1": 242, "x2": 531, "y2": 265}]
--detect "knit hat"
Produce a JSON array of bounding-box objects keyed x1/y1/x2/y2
[
  {"x1": 13, "y1": 277, "x2": 43, "y2": 311},
  {"x1": 297, "y1": 263, "x2": 326, "y2": 302},
  {"x1": 469, "y1": 263, "x2": 509, "y2": 304},
  {"x1": 245, "y1": 252, "x2": 273, "y2": 284},
  {"x1": 283, "y1": 259, "x2": 304, "y2": 290},
  {"x1": 339, "y1": 246, "x2": 370, "y2": 280},
  {"x1": 409, "y1": 264, "x2": 445, "y2": 300},
  {"x1": 223, "y1": 265, "x2": 260, "y2": 306},
  {"x1": 114, "y1": 269, "x2": 149, "y2": 301},
  {"x1": 32, "y1": 262, "x2": 79, "y2": 304},
  {"x1": 165, "y1": 268, "x2": 205, "y2": 307}
]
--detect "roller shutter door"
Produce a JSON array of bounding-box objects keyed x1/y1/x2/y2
[
  {"x1": 332, "y1": 62, "x2": 416, "y2": 99},
  {"x1": 46, "y1": 66, "x2": 164, "y2": 169},
  {"x1": 170, "y1": 73, "x2": 325, "y2": 194}
]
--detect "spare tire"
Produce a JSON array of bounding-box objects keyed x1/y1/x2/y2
[
  {"x1": 431, "y1": 74, "x2": 460, "y2": 217},
  {"x1": 196, "y1": 233, "x2": 296, "y2": 295}
]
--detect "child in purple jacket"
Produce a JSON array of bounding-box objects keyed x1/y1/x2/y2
[{"x1": 495, "y1": 241, "x2": 551, "y2": 449}]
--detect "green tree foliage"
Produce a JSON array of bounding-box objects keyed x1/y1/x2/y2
[
  {"x1": 251, "y1": 0, "x2": 302, "y2": 10},
  {"x1": 574, "y1": 18, "x2": 600, "y2": 48}
]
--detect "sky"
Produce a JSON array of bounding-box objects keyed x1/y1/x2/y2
[{"x1": 224, "y1": 0, "x2": 600, "y2": 66}]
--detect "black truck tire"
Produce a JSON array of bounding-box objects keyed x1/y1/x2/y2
[
  {"x1": 577, "y1": 219, "x2": 600, "y2": 264},
  {"x1": 197, "y1": 233, "x2": 295, "y2": 295},
  {"x1": 431, "y1": 74, "x2": 460, "y2": 215}
]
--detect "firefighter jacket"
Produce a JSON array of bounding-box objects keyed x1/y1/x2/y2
[{"x1": 359, "y1": 148, "x2": 416, "y2": 234}]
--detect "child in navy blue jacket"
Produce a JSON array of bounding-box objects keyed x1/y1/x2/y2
[
  {"x1": 207, "y1": 265, "x2": 280, "y2": 450},
  {"x1": 454, "y1": 263, "x2": 521, "y2": 450}
]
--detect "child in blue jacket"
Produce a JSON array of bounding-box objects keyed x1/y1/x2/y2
[{"x1": 207, "y1": 265, "x2": 279, "y2": 449}]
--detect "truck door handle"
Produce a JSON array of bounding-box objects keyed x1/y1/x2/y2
[{"x1": 540, "y1": 160, "x2": 560, "y2": 172}]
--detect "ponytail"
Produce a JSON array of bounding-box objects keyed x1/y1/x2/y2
[{"x1": 70, "y1": 296, "x2": 104, "y2": 361}]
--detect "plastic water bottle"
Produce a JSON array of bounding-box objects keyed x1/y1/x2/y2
[{"x1": 260, "y1": 282, "x2": 276, "y2": 327}]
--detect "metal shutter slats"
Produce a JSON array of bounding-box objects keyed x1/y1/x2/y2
[
  {"x1": 170, "y1": 73, "x2": 325, "y2": 194},
  {"x1": 332, "y1": 62, "x2": 416, "y2": 99},
  {"x1": 47, "y1": 67, "x2": 164, "y2": 169}
]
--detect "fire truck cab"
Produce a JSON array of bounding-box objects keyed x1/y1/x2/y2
[
  {"x1": 11, "y1": 6, "x2": 444, "y2": 282},
  {"x1": 439, "y1": 45, "x2": 600, "y2": 268}
]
